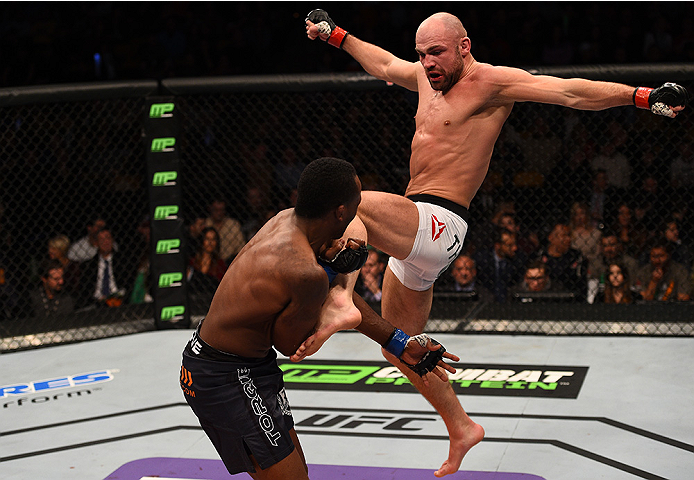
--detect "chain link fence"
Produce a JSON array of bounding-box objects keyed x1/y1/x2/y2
[{"x1": 1, "y1": 69, "x2": 693, "y2": 351}]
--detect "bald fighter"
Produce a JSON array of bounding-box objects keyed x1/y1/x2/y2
[
  {"x1": 181, "y1": 157, "x2": 459, "y2": 480},
  {"x1": 303, "y1": 9, "x2": 689, "y2": 477}
]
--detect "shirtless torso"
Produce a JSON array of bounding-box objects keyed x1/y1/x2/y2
[
  {"x1": 407, "y1": 63, "x2": 513, "y2": 207},
  {"x1": 199, "y1": 209, "x2": 328, "y2": 358}
]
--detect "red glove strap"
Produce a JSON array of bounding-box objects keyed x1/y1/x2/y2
[
  {"x1": 634, "y1": 87, "x2": 653, "y2": 109},
  {"x1": 328, "y1": 26, "x2": 348, "y2": 49}
]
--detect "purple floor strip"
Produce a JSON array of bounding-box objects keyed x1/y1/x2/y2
[{"x1": 104, "y1": 457, "x2": 546, "y2": 479}]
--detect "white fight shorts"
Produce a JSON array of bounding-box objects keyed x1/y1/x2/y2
[{"x1": 388, "y1": 194, "x2": 469, "y2": 291}]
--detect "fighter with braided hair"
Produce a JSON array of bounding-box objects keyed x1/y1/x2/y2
[{"x1": 302, "y1": 9, "x2": 689, "y2": 477}]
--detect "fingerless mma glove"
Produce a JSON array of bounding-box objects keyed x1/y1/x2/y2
[
  {"x1": 319, "y1": 244, "x2": 369, "y2": 281},
  {"x1": 383, "y1": 329, "x2": 448, "y2": 376},
  {"x1": 306, "y1": 9, "x2": 349, "y2": 48},
  {"x1": 634, "y1": 82, "x2": 689, "y2": 117}
]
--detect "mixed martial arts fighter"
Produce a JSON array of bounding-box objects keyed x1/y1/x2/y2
[
  {"x1": 181, "y1": 157, "x2": 460, "y2": 480},
  {"x1": 303, "y1": 9, "x2": 689, "y2": 476}
]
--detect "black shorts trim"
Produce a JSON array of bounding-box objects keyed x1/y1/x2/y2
[
  {"x1": 407, "y1": 194, "x2": 470, "y2": 223},
  {"x1": 185, "y1": 322, "x2": 259, "y2": 362}
]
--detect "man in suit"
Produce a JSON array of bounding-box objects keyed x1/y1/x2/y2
[
  {"x1": 437, "y1": 254, "x2": 493, "y2": 302},
  {"x1": 474, "y1": 228, "x2": 526, "y2": 302},
  {"x1": 78, "y1": 229, "x2": 133, "y2": 308}
]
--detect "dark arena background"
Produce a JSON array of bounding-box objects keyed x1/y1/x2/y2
[{"x1": 2, "y1": 3, "x2": 694, "y2": 480}]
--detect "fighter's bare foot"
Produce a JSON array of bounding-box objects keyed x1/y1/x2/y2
[
  {"x1": 434, "y1": 422, "x2": 485, "y2": 477},
  {"x1": 290, "y1": 285, "x2": 361, "y2": 362}
]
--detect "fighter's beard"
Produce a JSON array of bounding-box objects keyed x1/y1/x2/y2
[{"x1": 428, "y1": 59, "x2": 464, "y2": 94}]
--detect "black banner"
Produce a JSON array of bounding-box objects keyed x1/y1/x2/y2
[
  {"x1": 278, "y1": 360, "x2": 589, "y2": 399},
  {"x1": 145, "y1": 98, "x2": 189, "y2": 328}
]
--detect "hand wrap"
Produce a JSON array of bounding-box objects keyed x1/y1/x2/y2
[
  {"x1": 634, "y1": 82, "x2": 689, "y2": 118},
  {"x1": 306, "y1": 9, "x2": 349, "y2": 48}
]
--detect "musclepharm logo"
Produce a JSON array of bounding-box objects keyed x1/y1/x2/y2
[
  {"x1": 156, "y1": 239, "x2": 181, "y2": 254},
  {"x1": 149, "y1": 102, "x2": 175, "y2": 118},
  {"x1": 159, "y1": 272, "x2": 183, "y2": 288},
  {"x1": 154, "y1": 205, "x2": 179, "y2": 220},
  {"x1": 161, "y1": 305, "x2": 185, "y2": 321},
  {"x1": 151, "y1": 137, "x2": 176, "y2": 152},
  {"x1": 152, "y1": 171, "x2": 177, "y2": 186}
]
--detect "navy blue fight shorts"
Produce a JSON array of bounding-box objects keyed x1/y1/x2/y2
[{"x1": 180, "y1": 326, "x2": 295, "y2": 474}]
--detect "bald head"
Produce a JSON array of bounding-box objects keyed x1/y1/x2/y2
[
  {"x1": 416, "y1": 12, "x2": 467, "y2": 42},
  {"x1": 415, "y1": 12, "x2": 470, "y2": 93}
]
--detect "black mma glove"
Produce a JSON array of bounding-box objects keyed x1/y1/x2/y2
[
  {"x1": 383, "y1": 330, "x2": 448, "y2": 376},
  {"x1": 634, "y1": 82, "x2": 689, "y2": 118},
  {"x1": 306, "y1": 9, "x2": 349, "y2": 48},
  {"x1": 323, "y1": 244, "x2": 368, "y2": 274}
]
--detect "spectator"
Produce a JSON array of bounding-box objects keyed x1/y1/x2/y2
[
  {"x1": 30, "y1": 259, "x2": 75, "y2": 317},
  {"x1": 474, "y1": 228, "x2": 526, "y2": 303},
  {"x1": 468, "y1": 201, "x2": 517, "y2": 255},
  {"x1": 508, "y1": 260, "x2": 567, "y2": 298},
  {"x1": 186, "y1": 214, "x2": 206, "y2": 260},
  {"x1": 47, "y1": 234, "x2": 80, "y2": 296},
  {"x1": 534, "y1": 223, "x2": 588, "y2": 301},
  {"x1": 589, "y1": 231, "x2": 640, "y2": 284},
  {"x1": 355, "y1": 248, "x2": 387, "y2": 303},
  {"x1": 437, "y1": 254, "x2": 493, "y2": 302},
  {"x1": 569, "y1": 201, "x2": 602, "y2": 269},
  {"x1": 496, "y1": 212, "x2": 539, "y2": 257},
  {"x1": 78, "y1": 229, "x2": 132, "y2": 308},
  {"x1": 595, "y1": 262, "x2": 634, "y2": 304},
  {"x1": 68, "y1": 217, "x2": 118, "y2": 263},
  {"x1": 660, "y1": 219, "x2": 693, "y2": 274},
  {"x1": 635, "y1": 242, "x2": 692, "y2": 302},
  {"x1": 205, "y1": 199, "x2": 246, "y2": 265},
  {"x1": 187, "y1": 226, "x2": 227, "y2": 307}
]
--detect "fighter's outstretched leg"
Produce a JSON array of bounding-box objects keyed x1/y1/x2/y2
[{"x1": 381, "y1": 267, "x2": 484, "y2": 477}]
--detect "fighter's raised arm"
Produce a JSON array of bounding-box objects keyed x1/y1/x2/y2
[
  {"x1": 305, "y1": 9, "x2": 419, "y2": 92},
  {"x1": 488, "y1": 65, "x2": 688, "y2": 117}
]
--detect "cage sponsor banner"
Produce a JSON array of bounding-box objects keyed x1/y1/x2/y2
[
  {"x1": 145, "y1": 97, "x2": 189, "y2": 328},
  {"x1": 278, "y1": 360, "x2": 588, "y2": 398}
]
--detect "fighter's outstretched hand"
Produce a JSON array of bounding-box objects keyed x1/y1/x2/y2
[
  {"x1": 305, "y1": 9, "x2": 349, "y2": 48},
  {"x1": 398, "y1": 333, "x2": 459, "y2": 387},
  {"x1": 634, "y1": 82, "x2": 689, "y2": 118}
]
